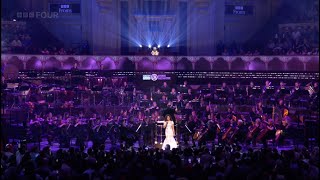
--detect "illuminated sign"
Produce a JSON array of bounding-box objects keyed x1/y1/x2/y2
[
  {"x1": 225, "y1": 5, "x2": 254, "y2": 15},
  {"x1": 142, "y1": 74, "x2": 171, "y2": 81},
  {"x1": 50, "y1": 4, "x2": 81, "y2": 14}
]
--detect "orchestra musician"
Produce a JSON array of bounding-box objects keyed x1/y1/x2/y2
[
  {"x1": 255, "y1": 101, "x2": 264, "y2": 116},
  {"x1": 29, "y1": 114, "x2": 44, "y2": 142},
  {"x1": 276, "y1": 81, "x2": 289, "y2": 99},
  {"x1": 262, "y1": 80, "x2": 272, "y2": 94},
  {"x1": 161, "y1": 82, "x2": 170, "y2": 95},
  {"x1": 246, "y1": 81, "x2": 258, "y2": 105},
  {"x1": 6, "y1": 75, "x2": 319, "y2": 150},
  {"x1": 202, "y1": 105, "x2": 212, "y2": 123},
  {"x1": 256, "y1": 119, "x2": 276, "y2": 148},
  {"x1": 175, "y1": 94, "x2": 184, "y2": 112},
  {"x1": 197, "y1": 119, "x2": 218, "y2": 147},
  {"x1": 290, "y1": 81, "x2": 302, "y2": 99},
  {"x1": 153, "y1": 88, "x2": 163, "y2": 102},
  {"x1": 162, "y1": 101, "x2": 177, "y2": 123},
  {"x1": 246, "y1": 81, "x2": 255, "y2": 97},
  {"x1": 217, "y1": 82, "x2": 230, "y2": 103},
  {"x1": 233, "y1": 82, "x2": 245, "y2": 105},
  {"x1": 202, "y1": 82, "x2": 215, "y2": 102},
  {"x1": 228, "y1": 119, "x2": 245, "y2": 144},
  {"x1": 129, "y1": 102, "x2": 141, "y2": 115},
  {"x1": 275, "y1": 115, "x2": 293, "y2": 146},
  {"x1": 145, "y1": 101, "x2": 160, "y2": 115},
  {"x1": 168, "y1": 88, "x2": 178, "y2": 101},
  {"x1": 188, "y1": 110, "x2": 201, "y2": 145},
  {"x1": 246, "y1": 118, "x2": 262, "y2": 146}
]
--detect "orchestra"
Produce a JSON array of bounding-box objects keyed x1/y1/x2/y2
[{"x1": 2, "y1": 76, "x2": 318, "y2": 149}]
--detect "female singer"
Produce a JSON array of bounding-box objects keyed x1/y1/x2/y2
[{"x1": 162, "y1": 115, "x2": 178, "y2": 150}]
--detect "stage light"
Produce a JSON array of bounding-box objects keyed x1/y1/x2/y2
[
  {"x1": 167, "y1": 45, "x2": 170, "y2": 48},
  {"x1": 13, "y1": 19, "x2": 16, "y2": 21},
  {"x1": 148, "y1": 45, "x2": 151, "y2": 48},
  {"x1": 157, "y1": 45, "x2": 160, "y2": 48},
  {"x1": 139, "y1": 45, "x2": 142, "y2": 48}
]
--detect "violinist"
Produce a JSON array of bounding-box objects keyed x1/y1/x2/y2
[
  {"x1": 145, "y1": 101, "x2": 160, "y2": 115},
  {"x1": 129, "y1": 102, "x2": 140, "y2": 115}
]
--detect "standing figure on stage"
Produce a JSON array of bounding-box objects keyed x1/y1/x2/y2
[{"x1": 162, "y1": 115, "x2": 178, "y2": 150}]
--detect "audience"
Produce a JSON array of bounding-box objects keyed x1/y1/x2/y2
[
  {"x1": 1, "y1": 143, "x2": 318, "y2": 180},
  {"x1": 1, "y1": 22, "x2": 78, "y2": 55}
]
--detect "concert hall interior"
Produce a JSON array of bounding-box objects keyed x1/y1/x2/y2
[{"x1": 1, "y1": 0, "x2": 319, "y2": 179}]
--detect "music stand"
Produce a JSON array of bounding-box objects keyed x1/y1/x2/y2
[
  {"x1": 279, "y1": 88, "x2": 290, "y2": 95},
  {"x1": 265, "y1": 87, "x2": 275, "y2": 95},
  {"x1": 140, "y1": 100, "x2": 150, "y2": 108},
  {"x1": 252, "y1": 87, "x2": 262, "y2": 96},
  {"x1": 201, "y1": 89, "x2": 210, "y2": 94}
]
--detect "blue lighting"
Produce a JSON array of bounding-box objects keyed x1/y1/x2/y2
[
  {"x1": 139, "y1": 45, "x2": 142, "y2": 48},
  {"x1": 157, "y1": 45, "x2": 160, "y2": 48},
  {"x1": 148, "y1": 45, "x2": 151, "y2": 48},
  {"x1": 167, "y1": 45, "x2": 170, "y2": 48}
]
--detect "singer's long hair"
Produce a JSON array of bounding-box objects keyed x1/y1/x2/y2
[{"x1": 165, "y1": 114, "x2": 172, "y2": 121}]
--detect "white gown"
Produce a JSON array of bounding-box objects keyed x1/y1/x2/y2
[{"x1": 162, "y1": 121, "x2": 178, "y2": 150}]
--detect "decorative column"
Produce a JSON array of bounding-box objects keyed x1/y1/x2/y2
[
  {"x1": 153, "y1": 62, "x2": 157, "y2": 70},
  {"x1": 284, "y1": 62, "x2": 288, "y2": 71},
  {"x1": 114, "y1": 61, "x2": 120, "y2": 70},
  {"x1": 41, "y1": 61, "x2": 46, "y2": 71},
  {"x1": 228, "y1": 62, "x2": 231, "y2": 70},
  {"x1": 265, "y1": 62, "x2": 268, "y2": 71},
  {"x1": 23, "y1": 61, "x2": 27, "y2": 70},
  {"x1": 192, "y1": 62, "x2": 196, "y2": 70},
  {"x1": 96, "y1": 61, "x2": 102, "y2": 70}
]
